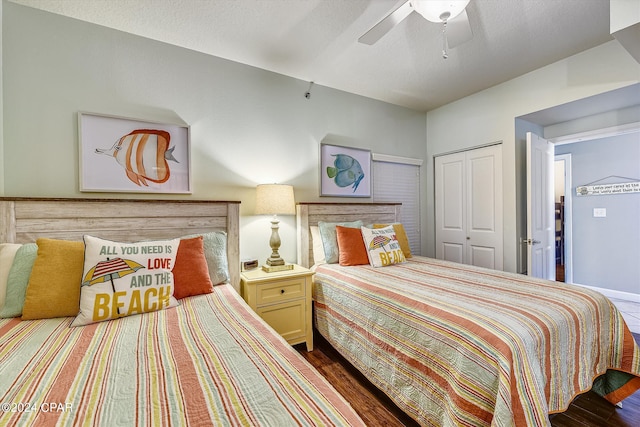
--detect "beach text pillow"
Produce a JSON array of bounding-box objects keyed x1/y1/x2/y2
[
  {"x1": 373, "y1": 223, "x2": 412, "y2": 258},
  {"x1": 361, "y1": 226, "x2": 407, "y2": 268},
  {"x1": 72, "y1": 235, "x2": 180, "y2": 327}
]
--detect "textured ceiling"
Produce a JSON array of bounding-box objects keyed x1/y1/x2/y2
[{"x1": 9, "y1": 0, "x2": 615, "y2": 112}]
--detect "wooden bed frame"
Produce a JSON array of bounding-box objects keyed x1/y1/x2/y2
[
  {"x1": 0, "y1": 197, "x2": 241, "y2": 291},
  {"x1": 296, "y1": 202, "x2": 401, "y2": 268}
]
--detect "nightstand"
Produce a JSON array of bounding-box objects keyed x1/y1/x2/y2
[{"x1": 240, "y1": 264, "x2": 314, "y2": 351}]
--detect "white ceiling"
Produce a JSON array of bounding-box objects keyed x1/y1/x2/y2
[{"x1": 9, "y1": 0, "x2": 615, "y2": 112}]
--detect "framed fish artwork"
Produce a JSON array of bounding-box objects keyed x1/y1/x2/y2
[
  {"x1": 79, "y1": 112, "x2": 191, "y2": 193},
  {"x1": 320, "y1": 143, "x2": 371, "y2": 197}
]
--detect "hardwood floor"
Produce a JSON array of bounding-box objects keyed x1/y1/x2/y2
[{"x1": 297, "y1": 332, "x2": 640, "y2": 426}]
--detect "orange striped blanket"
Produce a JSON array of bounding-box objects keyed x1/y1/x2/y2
[
  {"x1": 313, "y1": 257, "x2": 640, "y2": 426},
  {"x1": 0, "y1": 284, "x2": 364, "y2": 427}
]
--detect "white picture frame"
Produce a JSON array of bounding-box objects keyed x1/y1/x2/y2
[
  {"x1": 79, "y1": 112, "x2": 191, "y2": 193},
  {"x1": 320, "y1": 143, "x2": 371, "y2": 197}
]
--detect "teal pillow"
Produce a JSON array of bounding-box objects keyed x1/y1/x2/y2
[
  {"x1": 0, "y1": 243, "x2": 38, "y2": 318},
  {"x1": 318, "y1": 220, "x2": 363, "y2": 264},
  {"x1": 182, "y1": 231, "x2": 229, "y2": 285}
]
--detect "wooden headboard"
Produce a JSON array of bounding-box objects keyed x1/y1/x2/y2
[
  {"x1": 0, "y1": 198, "x2": 241, "y2": 291},
  {"x1": 296, "y1": 202, "x2": 401, "y2": 268}
]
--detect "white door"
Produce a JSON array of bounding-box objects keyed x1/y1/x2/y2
[
  {"x1": 435, "y1": 152, "x2": 466, "y2": 263},
  {"x1": 435, "y1": 145, "x2": 503, "y2": 269},
  {"x1": 466, "y1": 146, "x2": 503, "y2": 269},
  {"x1": 526, "y1": 132, "x2": 555, "y2": 279}
]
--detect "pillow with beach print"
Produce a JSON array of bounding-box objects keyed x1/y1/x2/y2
[
  {"x1": 361, "y1": 226, "x2": 406, "y2": 268},
  {"x1": 72, "y1": 235, "x2": 180, "y2": 327}
]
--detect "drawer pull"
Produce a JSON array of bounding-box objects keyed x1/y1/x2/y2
[{"x1": 280, "y1": 289, "x2": 285, "y2": 294}]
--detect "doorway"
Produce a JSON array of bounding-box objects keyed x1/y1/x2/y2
[{"x1": 554, "y1": 154, "x2": 572, "y2": 283}]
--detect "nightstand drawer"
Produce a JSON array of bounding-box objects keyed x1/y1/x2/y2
[{"x1": 255, "y1": 278, "x2": 305, "y2": 306}]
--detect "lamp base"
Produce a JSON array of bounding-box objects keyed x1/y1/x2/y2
[
  {"x1": 266, "y1": 255, "x2": 285, "y2": 266},
  {"x1": 262, "y1": 263, "x2": 294, "y2": 273}
]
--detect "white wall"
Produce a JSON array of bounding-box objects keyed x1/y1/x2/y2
[
  {"x1": 1, "y1": 2, "x2": 427, "y2": 265},
  {"x1": 554, "y1": 161, "x2": 565, "y2": 203},
  {"x1": 426, "y1": 40, "x2": 640, "y2": 274}
]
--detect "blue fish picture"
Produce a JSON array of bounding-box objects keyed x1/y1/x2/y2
[
  {"x1": 326, "y1": 154, "x2": 365, "y2": 192},
  {"x1": 320, "y1": 144, "x2": 370, "y2": 197}
]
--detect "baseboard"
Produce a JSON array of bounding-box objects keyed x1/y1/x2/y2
[{"x1": 571, "y1": 283, "x2": 640, "y2": 304}]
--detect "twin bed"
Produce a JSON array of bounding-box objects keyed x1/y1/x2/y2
[
  {"x1": 0, "y1": 198, "x2": 364, "y2": 426},
  {"x1": 296, "y1": 202, "x2": 640, "y2": 427}
]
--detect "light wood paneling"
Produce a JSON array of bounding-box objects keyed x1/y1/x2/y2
[
  {"x1": 0, "y1": 198, "x2": 241, "y2": 291},
  {"x1": 296, "y1": 202, "x2": 401, "y2": 268}
]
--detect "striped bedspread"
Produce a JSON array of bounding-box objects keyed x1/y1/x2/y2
[
  {"x1": 0, "y1": 284, "x2": 364, "y2": 427},
  {"x1": 313, "y1": 257, "x2": 640, "y2": 427}
]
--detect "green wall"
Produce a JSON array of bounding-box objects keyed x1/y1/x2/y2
[{"x1": 1, "y1": 2, "x2": 427, "y2": 263}]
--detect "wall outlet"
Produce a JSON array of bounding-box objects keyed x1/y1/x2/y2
[{"x1": 593, "y1": 208, "x2": 607, "y2": 218}]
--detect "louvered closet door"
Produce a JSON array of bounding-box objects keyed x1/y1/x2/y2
[
  {"x1": 435, "y1": 145, "x2": 503, "y2": 269},
  {"x1": 373, "y1": 160, "x2": 421, "y2": 256}
]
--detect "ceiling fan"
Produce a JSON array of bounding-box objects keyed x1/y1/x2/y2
[{"x1": 358, "y1": 0, "x2": 473, "y2": 59}]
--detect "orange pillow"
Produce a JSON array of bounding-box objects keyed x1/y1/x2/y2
[
  {"x1": 173, "y1": 236, "x2": 214, "y2": 299},
  {"x1": 335, "y1": 226, "x2": 369, "y2": 266}
]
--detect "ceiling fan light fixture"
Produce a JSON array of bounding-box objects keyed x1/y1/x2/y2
[{"x1": 412, "y1": 0, "x2": 470, "y2": 23}]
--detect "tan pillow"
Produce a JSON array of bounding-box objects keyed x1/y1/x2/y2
[
  {"x1": 373, "y1": 223, "x2": 412, "y2": 258},
  {"x1": 310, "y1": 226, "x2": 326, "y2": 265},
  {"x1": 21, "y1": 239, "x2": 85, "y2": 320}
]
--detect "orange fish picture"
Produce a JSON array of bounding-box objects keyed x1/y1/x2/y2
[{"x1": 96, "y1": 129, "x2": 179, "y2": 186}]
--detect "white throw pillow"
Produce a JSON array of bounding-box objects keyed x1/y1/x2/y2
[
  {"x1": 361, "y1": 226, "x2": 407, "y2": 268},
  {"x1": 72, "y1": 235, "x2": 180, "y2": 327}
]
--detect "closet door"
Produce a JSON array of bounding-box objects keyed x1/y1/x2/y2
[
  {"x1": 466, "y1": 145, "x2": 503, "y2": 269},
  {"x1": 435, "y1": 152, "x2": 467, "y2": 263},
  {"x1": 435, "y1": 145, "x2": 503, "y2": 269},
  {"x1": 373, "y1": 157, "x2": 422, "y2": 255}
]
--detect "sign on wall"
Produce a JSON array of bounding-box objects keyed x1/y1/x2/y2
[{"x1": 576, "y1": 181, "x2": 640, "y2": 196}]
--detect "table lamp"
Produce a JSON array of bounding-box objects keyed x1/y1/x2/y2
[{"x1": 255, "y1": 184, "x2": 296, "y2": 272}]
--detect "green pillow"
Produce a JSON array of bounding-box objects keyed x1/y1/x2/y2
[{"x1": 0, "y1": 243, "x2": 38, "y2": 318}]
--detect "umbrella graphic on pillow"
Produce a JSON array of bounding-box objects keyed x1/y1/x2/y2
[
  {"x1": 369, "y1": 235, "x2": 392, "y2": 253},
  {"x1": 82, "y1": 257, "x2": 145, "y2": 293}
]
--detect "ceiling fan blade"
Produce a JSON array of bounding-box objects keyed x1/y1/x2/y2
[
  {"x1": 446, "y1": 9, "x2": 473, "y2": 48},
  {"x1": 358, "y1": 1, "x2": 414, "y2": 45}
]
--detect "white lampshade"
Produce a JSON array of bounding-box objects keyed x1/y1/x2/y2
[
  {"x1": 255, "y1": 184, "x2": 296, "y2": 215},
  {"x1": 412, "y1": 0, "x2": 470, "y2": 23}
]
